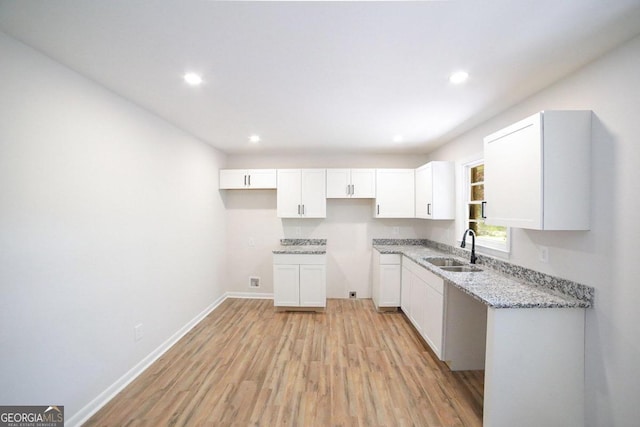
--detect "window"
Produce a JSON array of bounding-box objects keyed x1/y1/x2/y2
[{"x1": 461, "y1": 158, "x2": 510, "y2": 253}]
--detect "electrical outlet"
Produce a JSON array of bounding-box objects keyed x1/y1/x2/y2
[
  {"x1": 249, "y1": 276, "x2": 260, "y2": 288},
  {"x1": 538, "y1": 246, "x2": 549, "y2": 263},
  {"x1": 134, "y1": 323, "x2": 143, "y2": 342},
  {"x1": 248, "y1": 238, "x2": 255, "y2": 247},
  {"x1": 349, "y1": 291, "x2": 357, "y2": 299}
]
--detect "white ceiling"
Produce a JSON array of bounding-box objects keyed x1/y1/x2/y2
[{"x1": 2, "y1": 1, "x2": 640, "y2": 155}]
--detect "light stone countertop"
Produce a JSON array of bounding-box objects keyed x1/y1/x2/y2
[
  {"x1": 374, "y1": 244, "x2": 590, "y2": 309},
  {"x1": 272, "y1": 245, "x2": 327, "y2": 255},
  {"x1": 272, "y1": 239, "x2": 327, "y2": 255}
]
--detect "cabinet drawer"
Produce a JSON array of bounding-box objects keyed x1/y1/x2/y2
[
  {"x1": 273, "y1": 254, "x2": 326, "y2": 265},
  {"x1": 379, "y1": 253, "x2": 401, "y2": 264}
]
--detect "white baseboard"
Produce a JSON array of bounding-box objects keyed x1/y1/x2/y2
[{"x1": 66, "y1": 292, "x2": 228, "y2": 427}]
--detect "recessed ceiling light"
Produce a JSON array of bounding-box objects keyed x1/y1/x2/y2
[
  {"x1": 183, "y1": 72, "x2": 203, "y2": 86},
  {"x1": 449, "y1": 70, "x2": 469, "y2": 84},
  {"x1": 393, "y1": 135, "x2": 404, "y2": 143},
  {"x1": 249, "y1": 135, "x2": 261, "y2": 143}
]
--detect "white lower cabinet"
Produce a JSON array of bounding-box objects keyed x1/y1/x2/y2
[
  {"x1": 423, "y1": 282, "x2": 444, "y2": 355},
  {"x1": 401, "y1": 256, "x2": 445, "y2": 358},
  {"x1": 273, "y1": 254, "x2": 326, "y2": 309},
  {"x1": 409, "y1": 273, "x2": 427, "y2": 335},
  {"x1": 299, "y1": 264, "x2": 326, "y2": 307},
  {"x1": 372, "y1": 250, "x2": 401, "y2": 310},
  {"x1": 401, "y1": 265, "x2": 411, "y2": 314}
]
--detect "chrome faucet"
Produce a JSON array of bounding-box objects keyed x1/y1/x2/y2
[{"x1": 460, "y1": 228, "x2": 477, "y2": 264}]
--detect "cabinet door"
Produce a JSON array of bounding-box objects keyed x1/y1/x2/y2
[
  {"x1": 484, "y1": 114, "x2": 543, "y2": 229},
  {"x1": 423, "y1": 285, "x2": 444, "y2": 358},
  {"x1": 246, "y1": 169, "x2": 277, "y2": 189},
  {"x1": 372, "y1": 250, "x2": 381, "y2": 306},
  {"x1": 301, "y1": 169, "x2": 326, "y2": 218},
  {"x1": 379, "y1": 264, "x2": 401, "y2": 307},
  {"x1": 273, "y1": 264, "x2": 300, "y2": 306},
  {"x1": 415, "y1": 164, "x2": 432, "y2": 218},
  {"x1": 409, "y1": 277, "x2": 427, "y2": 334},
  {"x1": 326, "y1": 169, "x2": 351, "y2": 198},
  {"x1": 430, "y1": 162, "x2": 455, "y2": 220},
  {"x1": 219, "y1": 169, "x2": 248, "y2": 189},
  {"x1": 375, "y1": 169, "x2": 415, "y2": 218},
  {"x1": 401, "y1": 265, "x2": 411, "y2": 314},
  {"x1": 277, "y1": 169, "x2": 302, "y2": 218},
  {"x1": 350, "y1": 169, "x2": 376, "y2": 198},
  {"x1": 299, "y1": 264, "x2": 326, "y2": 307}
]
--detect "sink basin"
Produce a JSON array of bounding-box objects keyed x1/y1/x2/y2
[
  {"x1": 424, "y1": 257, "x2": 465, "y2": 267},
  {"x1": 440, "y1": 265, "x2": 482, "y2": 273}
]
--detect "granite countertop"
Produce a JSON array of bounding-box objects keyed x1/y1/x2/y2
[
  {"x1": 273, "y1": 239, "x2": 327, "y2": 255},
  {"x1": 374, "y1": 244, "x2": 591, "y2": 309}
]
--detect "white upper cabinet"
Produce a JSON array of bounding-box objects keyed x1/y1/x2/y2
[
  {"x1": 415, "y1": 161, "x2": 455, "y2": 220},
  {"x1": 219, "y1": 169, "x2": 277, "y2": 189},
  {"x1": 326, "y1": 168, "x2": 376, "y2": 198},
  {"x1": 484, "y1": 111, "x2": 591, "y2": 230},
  {"x1": 277, "y1": 169, "x2": 326, "y2": 218},
  {"x1": 375, "y1": 169, "x2": 415, "y2": 218}
]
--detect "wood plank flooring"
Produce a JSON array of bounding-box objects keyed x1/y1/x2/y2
[{"x1": 86, "y1": 298, "x2": 483, "y2": 426}]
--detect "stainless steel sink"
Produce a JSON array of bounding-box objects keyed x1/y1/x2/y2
[
  {"x1": 424, "y1": 257, "x2": 465, "y2": 267},
  {"x1": 440, "y1": 265, "x2": 482, "y2": 273}
]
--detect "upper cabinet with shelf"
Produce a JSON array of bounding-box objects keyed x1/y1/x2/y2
[
  {"x1": 219, "y1": 169, "x2": 277, "y2": 189},
  {"x1": 326, "y1": 169, "x2": 376, "y2": 198},
  {"x1": 415, "y1": 161, "x2": 455, "y2": 220},
  {"x1": 375, "y1": 169, "x2": 415, "y2": 218},
  {"x1": 483, "y1": 111, "x2": 591, "y2": 230}
]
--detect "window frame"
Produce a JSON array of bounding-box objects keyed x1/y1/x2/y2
[{"x1": 457, "y1": 154, "x2": 511, "y2": 257}]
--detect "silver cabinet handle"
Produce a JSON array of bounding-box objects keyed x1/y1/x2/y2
[
  {"x1": 248, "y1": 175, "x2": 251, "y2": 186},
  {"x1": 302, "y1": 204, "x2": 305, "y2": 215},
  {"x1": 346, "y1": 184, "x2": 350, "y2": 196},
  {"x1": 244, "y1": 175, "x2": 247, "y2": 186},
  {"x1": 297, "y1": 204, "x2": 301, "y2": 215},
  {"x1": 377, "y1": 204, "x2": 380, "y2": 215},
  {"x1": 427, "y1": 203, "x2": 431, "y2": 215}
]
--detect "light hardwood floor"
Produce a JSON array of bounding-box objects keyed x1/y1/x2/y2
[{"x1": 86, "y1": 298, "x2": 483, "y2": 426}]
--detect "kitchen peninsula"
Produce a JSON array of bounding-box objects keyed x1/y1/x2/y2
[{"x1": 373, "y1": 239, "x2": 593, "y2": 427}]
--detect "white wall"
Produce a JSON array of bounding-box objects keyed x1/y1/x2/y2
[
  {"x1": 424, "y1": 35, "x2": 640, "y2": 427},
  {"x1": 224, "y1": 154, "x2": 432, "y2": 299},
  {"x1": 0, "y1": 32, "x2": 227, "y2": 421}
]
